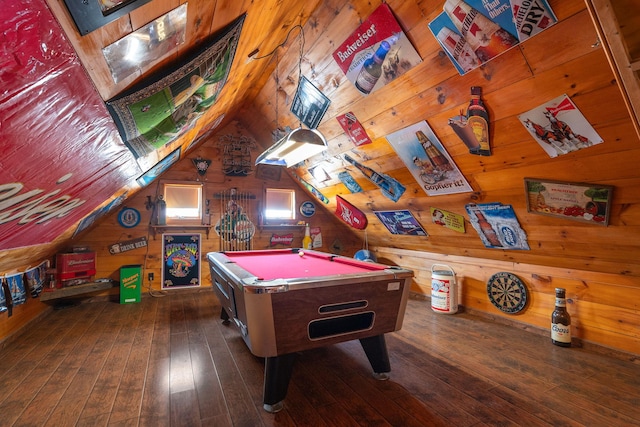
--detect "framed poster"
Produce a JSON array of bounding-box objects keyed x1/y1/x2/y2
[
  {"x1": 162, "y1": 233, "x2": 201, "y2": 289},
  {"x1": 64, "y1": 0, "x2": 153, "y2": 35},
  {"x1": 525, "y1": 178, "x2": 613, "y2": 226}
]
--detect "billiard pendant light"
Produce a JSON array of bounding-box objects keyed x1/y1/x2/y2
[
  {"x1": 254, "y1": 25, "x2": 328, "y2": 167},
  {"x1": 255, "y1": 127, "x2": 327, "y2": 167}
]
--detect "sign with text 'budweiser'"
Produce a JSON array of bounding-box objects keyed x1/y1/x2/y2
[{"x1": 332, "y1": 4, "x2": 422, "y2": 95}]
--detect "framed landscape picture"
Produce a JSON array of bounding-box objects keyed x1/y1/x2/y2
[{"x1": 524, "y1": 178, "x2": 613, "y2": 226}]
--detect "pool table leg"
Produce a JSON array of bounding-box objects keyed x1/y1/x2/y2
[
  {"x1": 359, "y1": 334, "x2": 391, "y2": 380},
  {"x1": 220, "y1": 307, "x2": 230, "y2": 325},
  {"x1": 263, "y1": 353, "x2": 297, "y2": 413}
]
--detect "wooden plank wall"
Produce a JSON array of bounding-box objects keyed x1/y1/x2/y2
[{"x1": 239, "y1": 0, "x2": 640, "y2": 355}]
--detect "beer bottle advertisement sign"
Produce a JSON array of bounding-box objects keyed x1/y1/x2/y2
[
  {"x1": 332, "y1": 3, "x2": 422, "y2": 95},
  {"x1": 465, "y1": 203, "x2": 530, "y2": 250},
  {"x1": 428, "y1": 0, "x2": 557, "y2": 75},
  {"x1": 385, "y1": 120, "x2": 472, "y2": 196}
]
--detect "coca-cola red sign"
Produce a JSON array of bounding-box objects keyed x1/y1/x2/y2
[{"x1": 0, "y1": 0, "x2": 138, "y2": 250}]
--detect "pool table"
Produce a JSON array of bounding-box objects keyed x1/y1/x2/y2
[{"x1": 207, "y1": 248, "x2": 414, "y2": 412}]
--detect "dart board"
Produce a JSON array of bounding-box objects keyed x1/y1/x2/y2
[{"x1": 487, "y1": 272, "x2": 528, "y2": 314}]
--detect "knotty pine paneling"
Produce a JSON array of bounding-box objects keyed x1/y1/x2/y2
[
  {"x1": 375, "y1": 247, "x2": 640, "y2": 356},
  {"x1": 239, "y1": 0, "x2": 640, "y2": 356}
]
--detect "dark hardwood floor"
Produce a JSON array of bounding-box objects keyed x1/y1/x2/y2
[{"x1": 1, "y1": 288, "x2": 639, "y2": 426}]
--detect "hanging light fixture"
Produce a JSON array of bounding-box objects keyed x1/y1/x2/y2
[
  {"x1": 254, "y1": 25, "x2": 328, "y2": 167},
  {"x1": 255, "y1": 127, "x2": 327, "y2": 167}
]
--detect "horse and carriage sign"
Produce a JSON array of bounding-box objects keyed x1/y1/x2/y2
[{"x1": 518, "y1": 94, "x2": 603, "y2": 158}]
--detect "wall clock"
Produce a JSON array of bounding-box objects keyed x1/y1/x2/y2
[
  {"x1": 117, "y1": 207, "x2": 141, "y2": 228},
  {"x1": 487, "y1": 272, "x2": 527, "y2": 314}
]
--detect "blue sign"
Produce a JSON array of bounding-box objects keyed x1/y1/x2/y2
[
  {"x1": 118, "y1": 207, "x2": 141, "y2": 228},
  {"x1": 300, "y1": 201, "x2": 316, "y2": 217}
]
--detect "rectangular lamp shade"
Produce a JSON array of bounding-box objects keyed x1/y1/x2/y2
[{"x1": 255, "y1": 128, "x2": 327, "y2": 167}]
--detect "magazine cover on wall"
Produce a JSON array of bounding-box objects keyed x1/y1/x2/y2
[
  {"x1": 162, "y1": 233, "x2": 201, "y2": 289},
  {"x1": 428, "y1": 0, "x2": 557, "y2": 75},
  {"x1": 0, "y1": 279, "x2": 7, "y2": 314},
  {"x1": 519, "y1": 94, "x2": 603, "y2": 158},
  {"x1": 332, "y1": 3, "x2": 422, "y2": 95},
  {"x1": 106, "y1": 15, "x2": 245, "y2": 172},
  {"x1": 374, "y1": 210, "x2": 428, "y2": 236},
  {"x1": 386, "y1": 121, "x2": 473, "y2": 196},
  {"x1": 4, "y1": 272, "x2": 27, "y2": 306},
  {"x1": 465, "y1": 203, "x2": 529, "y2": 250},
  {"x1": 25, "y1": 260, "x2": 49, "y2": 298}
]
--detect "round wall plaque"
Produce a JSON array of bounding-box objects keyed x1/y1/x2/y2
[
  {"x1": 300, "y1": 201, "x2": 316, "y2": 217},
  {"x1": 487, "y1": 272, "x2": 527, "y2": 314},
  {"x1": 117, "y1": 207, "x2": 141, "y2": 228}
]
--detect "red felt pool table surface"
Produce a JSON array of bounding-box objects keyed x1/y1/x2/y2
[{"x1": 223, "y1": 249, "x2": 386, "y2": 281}]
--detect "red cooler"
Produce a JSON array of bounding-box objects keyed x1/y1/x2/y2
[{"x1": 56, "y1": 252, "x2": 96, "y2": 286}]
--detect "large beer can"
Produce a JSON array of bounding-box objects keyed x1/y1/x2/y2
[{"x1": 431, "y1": 264, "x2": 458, "y2": 314}]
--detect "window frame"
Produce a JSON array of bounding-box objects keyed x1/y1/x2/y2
[
  {"x1": 161, "y1": 181, "x2": 204, "y2": 225},
  {"x1": 264, "y1": 188, "x2": 296, "y2": 224}
]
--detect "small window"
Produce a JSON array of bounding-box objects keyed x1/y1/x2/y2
[
  {"x1": 163, "y1": 182, "x2": 203, "y2": 223},
  {"x1": 265, "y1": 188, "x2": 295, "y2": 221}
]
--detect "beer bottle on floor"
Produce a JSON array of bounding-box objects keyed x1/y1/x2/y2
[{"x1": 551, "y1": 288, "x2": 572, "y2": 347}]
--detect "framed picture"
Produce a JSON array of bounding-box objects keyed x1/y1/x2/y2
[
  {"x1": 255, "y1": 164, "x2": 282, "y2": 181},
  {"x1": 64, "y1": 0, "x2": 153, "y2": 35},
  {"x1": 524, "y1": 178, "x2": 613, "y2": 226},
  {"x1": 102, "y1": 4, "x2": 188, "y2": 84},
  {"x1": 162, "y1": 233, "x2": 201, "y2": 289}
]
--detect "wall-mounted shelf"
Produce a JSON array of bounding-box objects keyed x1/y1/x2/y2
[
  {"x1": 259, "y1": 224, "x2": 306, "y2": 230},
  {"x1": 40, "y1": 280, "x2": 115, "y2": 302},
  {"x1": 150, "y1": 225, "x2": 213, "y2": 239}
]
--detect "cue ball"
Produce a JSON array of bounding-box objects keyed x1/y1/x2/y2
[{"x1": 299, "y1": 251, "x2": 304, "y2": 257}]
